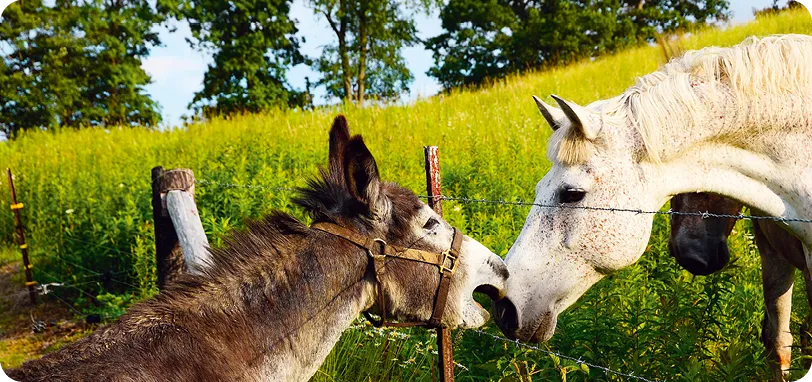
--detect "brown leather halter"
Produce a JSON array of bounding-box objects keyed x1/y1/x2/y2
[{"x1": 311, "y1": 222, "x2": 463, "y2": 328}]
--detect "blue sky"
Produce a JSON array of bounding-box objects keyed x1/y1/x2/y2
[{"x1": 142, "y1": 0, "x2": 781, "y2": 126}]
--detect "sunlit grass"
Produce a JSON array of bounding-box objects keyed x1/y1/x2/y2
[{"x1": 0, "y1": 9, "x2": 810, "y2": 381}]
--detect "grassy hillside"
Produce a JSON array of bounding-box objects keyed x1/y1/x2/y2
[{"x1": 1, "y1": 9, "x2": 811, "y2": 381}]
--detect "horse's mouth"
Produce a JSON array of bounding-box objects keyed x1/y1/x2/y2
[
  {"x1": 503, "y1": 306, "x2": 559, "y2": 343},
  {"x1": 527, "y1": 311, "x2": 558, "y2": 342}
]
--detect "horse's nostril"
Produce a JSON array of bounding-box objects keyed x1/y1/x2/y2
[
  {"x1": 494, "y1": 298, "x2": 519, "y2": 337},
  {"x1": 678, "y1": 255, "x2": 710, "y2": 275}
]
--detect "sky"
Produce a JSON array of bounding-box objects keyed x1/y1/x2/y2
[{"x1": 143, "y1": 0, "x2": 784, "y2": 126}]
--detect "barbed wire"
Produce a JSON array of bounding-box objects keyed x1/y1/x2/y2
[
  {"x1": 0, "y1": 279, "x2": 96, "y2": 303},
  {"x1": 62, "y1": 236, "x2": 135, "y2": 258},
  {"x1": 193, "y1": 177, "x2": 812, "y2": 224},
  {"x1": 469, "y1": 329, "x2": 659, "y2": 382},
  {"x1": 421, "y1": 195, "x2": 812, "y2": 223},
  {"x1": 0, "y1": 176, "x2": 786, "y2": 381},
  {"x1": 196, "y1": 179, "x2": 298, "y2": 192}
]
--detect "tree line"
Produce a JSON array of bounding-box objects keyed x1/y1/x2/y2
[{"x1": 0, "y1": 0, "x2": 733, "y2": 138}]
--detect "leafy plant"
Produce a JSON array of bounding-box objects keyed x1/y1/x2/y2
[{"x1": 0, "y1": 9, "x2": 810, "y2": 381}]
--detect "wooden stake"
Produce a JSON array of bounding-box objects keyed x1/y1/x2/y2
[
  {"x1": 151, "y1": 167, "x2": 211, "y2": 287},
  {"x1": 424, "y1": 146, "x2": 454, "y2": 382},
  {"x1": 151, "y1": 167, "x2": 189, "y2": 289},
  {"x1": 166, "y1": 189, "x2": 211, "y2": 274},
  {"x1": 6, "y1": 169, "x2": 36, "y2": 304}
]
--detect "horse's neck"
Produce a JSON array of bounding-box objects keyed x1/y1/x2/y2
[{"x1": 650, "y1": 88, "x2": 812, "y2": 244}]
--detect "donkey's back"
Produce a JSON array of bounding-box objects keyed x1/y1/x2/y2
[
  {"x1": 8, "y1": 320, "x2": 241, "y2": 382},
  {"x1": 7, "y1": 287, "x2": 262, "y2": 382}
]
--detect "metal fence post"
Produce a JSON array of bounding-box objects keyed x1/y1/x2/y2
[
  {"x1": 424, "y1": 146, "x2": 454, "y2": 382},
  {"x1": 6, "y1": 168, "x2": 37, "y2": 304}
]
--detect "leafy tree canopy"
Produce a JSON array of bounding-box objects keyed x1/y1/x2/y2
[
  {"x1": 0, "y1": 0, "x2": 163, "y2": 138},
  {"x1": 309, "y1": 0, "x2": 437, "y2": 104},
  {"x1": 427, "y1": 0, "x2": 730, "y2": 89},
  {"x1": 158, "y1": 0, "x2": 306, "y2": 119}
]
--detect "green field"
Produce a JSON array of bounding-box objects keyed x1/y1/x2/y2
[{"x1": 2, "y1": 9, "x2": 812, "y2": 381}]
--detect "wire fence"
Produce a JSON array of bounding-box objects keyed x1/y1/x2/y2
[
  {"x1": 191, "y1": 178, "x2": 675, "y2": 380},
  {"x1": 196, "y1": 178, "x2": 812, "y2": 224},
  {"x1": 6, "y1": 175, "x2": 795, "y2": 381},
  {"x1": 469, "y1": 329, "x2": 658, "y2": 382}
]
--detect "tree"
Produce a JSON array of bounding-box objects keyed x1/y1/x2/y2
[
  {"x1": 0, "y1": 0, "x2": 78, "y2": 137},
  {"x1": 753, "y1": 0, "x2": 804, "y2": 18},
  {"x1": 427, "y1": 0, "x2": 730, "y2": 89},
  {"x1": 76, "y1": 0, "x2": 164, "y2": 127},
  {"x1": 158, "y1": 0, "x2": 305, "y2": 119},
  {"x1": 309, "y1": 0, "x2": 428, "y2": 105},
  {"x1": 0, "y1": 0, "x2": 162, "y2": 138}
]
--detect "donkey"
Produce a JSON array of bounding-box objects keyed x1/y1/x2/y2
[
  {"x1": 670, "y1": 192, "x2": 811, "y2": 380},
  {"x1": 6, "y1": 116, "x2": 508, "y2": 382},
  {"x1": 493, "y1": 34, "x2": 812, "y2": 345}
]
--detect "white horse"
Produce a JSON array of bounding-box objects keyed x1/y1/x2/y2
[{"x1": 493, "y1": 35, "x2": 812, "y2": 353}]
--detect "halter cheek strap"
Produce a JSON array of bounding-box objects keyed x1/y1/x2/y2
[{"x1": 310, "y1": 222, "x2": 463, "y2": 329}]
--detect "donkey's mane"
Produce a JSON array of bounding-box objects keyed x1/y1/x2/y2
[{"x1": 553, "y1": 34, "x2": 812, "y2": 164}]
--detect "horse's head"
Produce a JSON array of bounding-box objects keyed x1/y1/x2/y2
[
  {"x1": 297, "y1": 116, "x2": 508, "y2": 329},
  {"x1": 494, "y1": 95, "x2": 661, "y2": 342},
  {"x1": 668, "y1": 193, "x2": 741, "y2": 275}
]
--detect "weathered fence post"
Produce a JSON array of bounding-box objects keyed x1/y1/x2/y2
[
  {"x1": 424, "y1": 146, "x2": 454, "y2": 382},
  {"x1": 6, "y1": 169, "x2": 36, "y2": 304},
  {"x1": 151, "y1": 167, "x2": 211, "y2": 289}
]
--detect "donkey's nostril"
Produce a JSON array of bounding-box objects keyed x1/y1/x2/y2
[
  {"x1": 475, "y1": 284, "x2": 503, "y2": 301},
  {"x1": 494, "y1": 298, "x2": 519, "y2": 338}
]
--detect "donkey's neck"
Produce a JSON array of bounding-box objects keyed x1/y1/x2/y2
[
  {"x1": 213, "y1": 243, "x2": 375, "y2": 382},
  {"x1": 244, "y1": 274, "x2": 373, "y2": 381}
]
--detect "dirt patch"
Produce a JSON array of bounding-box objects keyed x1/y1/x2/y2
[{"x1": 0, "y1": 259, "x2": 93, "y2": 370}]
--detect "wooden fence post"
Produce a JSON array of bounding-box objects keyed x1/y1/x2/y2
[
  {"x1": 151, "y1": 167, "x2": 211, "y2": 289},
  {"x1": 424, "y1": 147, "x2": 454, "y2": 382},
  {"x1": 6, "y1": 169, "x2": 36, "y2": 304}
]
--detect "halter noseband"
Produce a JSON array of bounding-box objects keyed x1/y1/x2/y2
[{"x1": 311, "y1": 222, "x2": 463, "y2": 328}]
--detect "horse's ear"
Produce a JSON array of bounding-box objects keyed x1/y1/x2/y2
[
  {"x1": 532, "y1": 95, "x2": 565, "y2": 131},
  {"x1": 551, "y1": 95, "x2": 600, "y2": 140},
  {"x1": 343, "y1": 135, "x2": 386, "y2": 217},
  {"x1": 329, "y1": 115, "x2": 351, "y2": 180}
]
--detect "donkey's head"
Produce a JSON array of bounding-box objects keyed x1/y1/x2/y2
[
  {"x1": 668, "y1": 193, "x2": 740, "y2": 275},
  {"x1": 296, "y1": 115, "x2": 508, "y2": 328}
]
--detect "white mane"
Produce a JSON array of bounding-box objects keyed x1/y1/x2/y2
[{"x1": 600, "y1": 34, "x2": 812, "y2": 163}]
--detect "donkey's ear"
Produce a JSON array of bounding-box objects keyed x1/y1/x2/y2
[
  {"x1": 329, "y1": 115, "x2": 351, "y2": 179},
  {"x1": 532, "y1": 95, "x2": 565, "y2": 131},
  {"x1": 551, "y1": 95, "x2": 600, "y2": 140},
  {"x1": 343, "y1": 136, "x2": 386, "y2": 217}
]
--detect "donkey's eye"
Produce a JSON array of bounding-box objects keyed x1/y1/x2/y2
[
  {"x1": 423, "y1": 217, "x2": 440, "y2": 230},
  {"x1": 559, "y1": 188, "x2": 586, "y2": 204}
]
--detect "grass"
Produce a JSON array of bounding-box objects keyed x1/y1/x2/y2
[
  {"x1": 1, "y1": 8, "x2": 811, "y2": 381},
  {"x1": 0, "y1": 244, "x2": 95, "y2": 370}
]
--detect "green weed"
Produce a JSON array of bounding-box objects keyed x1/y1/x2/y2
[{"x1": 1, "y1": 9, "x2": 811, "y2": 380}]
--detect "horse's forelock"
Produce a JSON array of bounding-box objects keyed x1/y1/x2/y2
[{"x1": 546, "y1": 124, "x2": 594, "y2": 166}]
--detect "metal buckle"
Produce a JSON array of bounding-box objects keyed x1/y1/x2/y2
[
  {"x1": 367, "y1": 238, "x2": 388, "y2": 272},
  {"x1": 439, "y1": 249, "x2": 458, "y2": 274},
  {"x1": 372, "y1": 238, "x2": 387, "y2": 256}
]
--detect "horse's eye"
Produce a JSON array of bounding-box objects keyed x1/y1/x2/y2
[
  {"x1": 559, "y1": 188, "x2": 586, "y2": 204},
  {"x1": 423, "y1": 217, "x2": 440, "y2": 230}
]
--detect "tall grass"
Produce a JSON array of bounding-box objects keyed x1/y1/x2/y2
[{"x1": 1, "y1": 9, "x2": 811, "y2": 380}]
